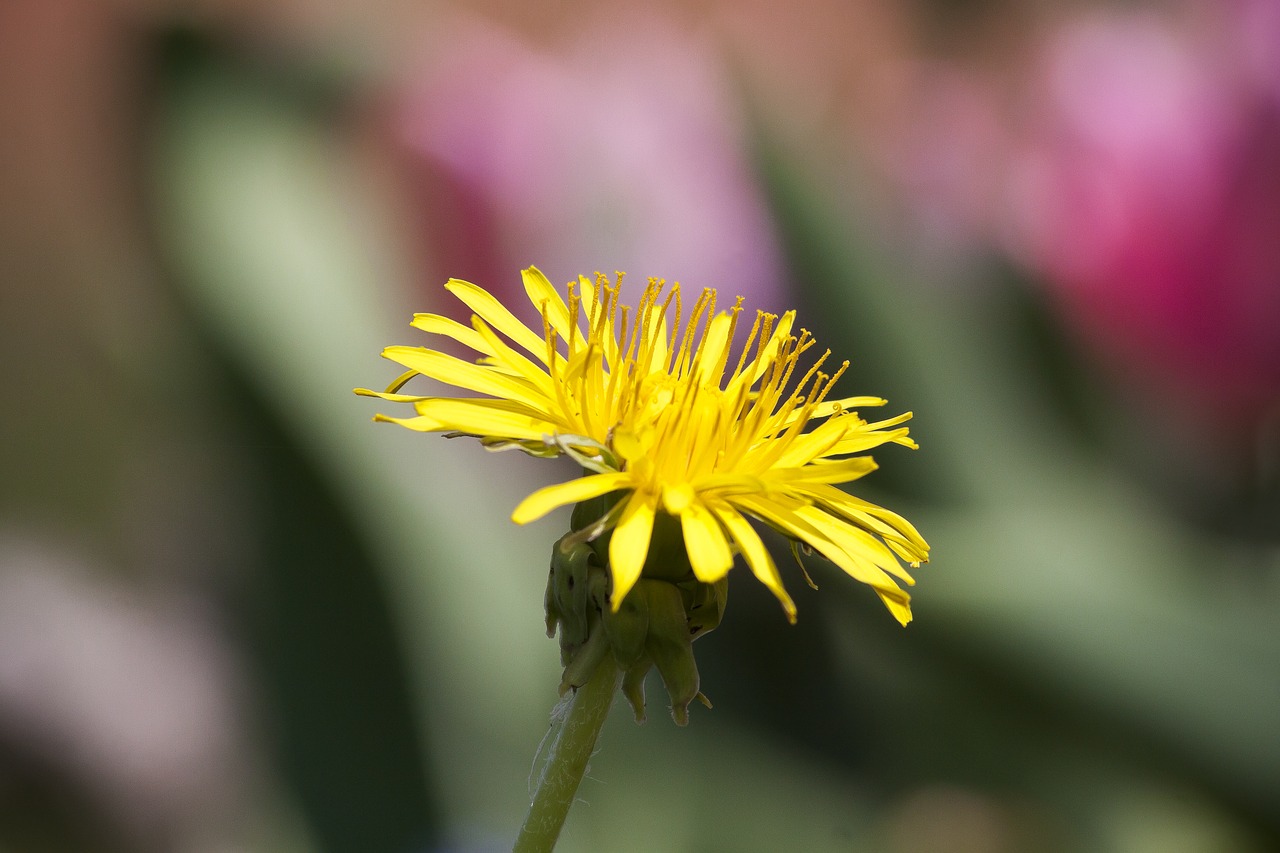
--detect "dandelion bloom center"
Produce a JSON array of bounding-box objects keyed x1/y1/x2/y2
[{"x1": 357, "y1": 267, "x2": 929, "y2": 624}]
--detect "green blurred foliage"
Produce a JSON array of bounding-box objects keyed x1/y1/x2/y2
[
  {"x1": 8, "y1": 15, "x2": 1262, "y2": 853},
  {"x1": 153, "y1": 33, "x2": 440, "y2": 853}
]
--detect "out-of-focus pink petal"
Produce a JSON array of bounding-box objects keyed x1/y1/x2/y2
[
  {"x1": 396, "y1": 13, "x2": 787, "y2": 322},
  {"x1": 1001, "y1": 6, "x2": 1280, "y2": 426}
]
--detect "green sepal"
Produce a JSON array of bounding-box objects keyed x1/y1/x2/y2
[
  {"x1": 543, "y1": 499, "x2": 737, "y2": 725},
  {"x1": 545, "y1": 537, "x2": 596, "y2": 662},
  {"x1": 559, "y1": 624, "x2": 610, "y2": 695},
  {"x1": 601, "y1": 581, "x2": 650, "y2": 669},
  {"x1": 684, "y1": 576, "x2": 728, "y2": 639},
  {"x1": 621, "y1": 658, "x2": 651, "y2": 723},
  {"x1": 640, "y1": 580, "x2": 702, "y2": 726}
]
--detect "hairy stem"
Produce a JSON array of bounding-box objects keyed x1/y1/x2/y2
[{"x1": 514, "y1": 662, "x2": 620, "y2": 852}]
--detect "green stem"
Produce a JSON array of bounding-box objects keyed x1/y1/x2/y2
[{"x1": 514, "y1": 662, "x2": 621, "y2": 853}]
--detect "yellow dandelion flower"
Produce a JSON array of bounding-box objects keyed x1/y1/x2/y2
[{"x1": 357, "y1": 267, "x2": 929, "y2": 625}]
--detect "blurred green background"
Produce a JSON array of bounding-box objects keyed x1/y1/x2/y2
[{"x1": 2, "y1": 1, "x2": 1277, "y2": 851}]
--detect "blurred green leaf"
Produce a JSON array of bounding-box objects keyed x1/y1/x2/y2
[
  {"x1": 153, "y1": 42, "x2": 440, "y2": 853},
  {"x1": 758, "y1": 137, "x2": 1280, "y2": 838}
]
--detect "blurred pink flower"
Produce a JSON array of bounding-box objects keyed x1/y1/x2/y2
[
  {"x1": 1004, "y1": 2, "x2": 1280, "y2": 427},
  {"x1": 0, "y1": 537, "x2": 246, "y2": 847},
  {"x1": 877, "y1": 61, "x2": 1009, "y2": 261},
  {"x1": 395, "y1": 12, "x2": 787, "y2": 321}
]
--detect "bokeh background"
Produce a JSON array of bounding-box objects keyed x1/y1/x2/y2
[{"x1": 2, "y1": 0, "x2": 1278, "y2": 851}]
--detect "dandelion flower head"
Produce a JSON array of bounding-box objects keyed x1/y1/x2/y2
[{"x1": 357, "y1": 267, "x2": 929, "y2": 624}]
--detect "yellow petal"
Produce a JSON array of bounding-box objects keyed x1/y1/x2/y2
[
  {"x1": 765, "y1": 457, "x2": 879, "y2": 485},
  {"x1": 636, "y1": 302, "x2": 670, "y2": 376},
  {"x1": 371, "y1": 413, "x2": 446, "y2": 431},
  {"x1": 691, "y1": 472, "x2": 769, "y2": 496},
  {"x1": 511, "y1": 471, "x2": 632, "y2": 525},
  {"x1": 795, "y1": 505, "x2": 916, "y2": 585},
  {"x1": 782, "y1": 396, "x2": 886, "y2": 428},
  {"x1": 661, "y1": 482, "x2": 695, "y2": 515},
  {"x1": 468, "y1": 316, "x2": 556, "y2": 395},
  {"x1": 609, "y1": 492, "x2": 656, "y2": 610},
  {"x1": 445, "y1": 278, "x2": 548, "y2": 359},
  {"x1": 381, "y1": 346, "x2": 552, "y2": 414},
  {"x1": 522, "y1": 266, "x2": 574, "y2": 343},
  {"x1": 771, "y1": 416, "x2": 855, "y2": 469},
  {"x1": 354, "y1": 387, "x2": 432, "y2": 403},
  {"x1": 410, "y1": 313, "x2": 493, "y2": 355},
  {"x1": 803, "y1": 483, "x2": 930, "y2": 559},
  {"x1": 613, "y1": 426, "x2": 654, "y2": 464},
  {"x1": 862, "y1": 411, "x2": 915, "y2": 432},
  {"x1": 414, "y1": 398, "x2": 559, "y2": 442},
  {"x1": 693, "y1": 312, "x2": 732, "y2": 388},
  {"x1": 826, "y1": 426, "x2": 915, "y2": 457},
  {"x1": 877, "y1": 589, "x2": 913, "y2": 626},
  {"x1": 710, "y1": 500, "x2": 796, "y2": 622},
  {"x1": 731, "y1": 494, "x2": 904, "y2": 595},
  {"x1": 681, "y1": 499, "x2": 734, "y2": 583}
]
